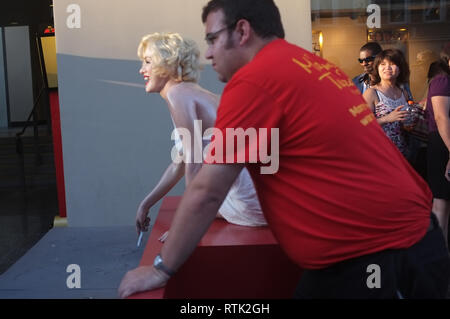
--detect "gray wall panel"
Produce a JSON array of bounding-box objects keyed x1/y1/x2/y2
[
  {"x1": 0, "y1": 28, "x2": 8, "y2": 128},
  {"x1": 4, "y1": 26, "x2": 34, "y2": 123},
  {"x1": 57, "y1": 54, "x2": 224, "y2": 227}
]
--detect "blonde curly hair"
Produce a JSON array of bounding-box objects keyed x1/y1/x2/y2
[{"x1": 137, "y1": 32, "x2": 201, "y2": 83}]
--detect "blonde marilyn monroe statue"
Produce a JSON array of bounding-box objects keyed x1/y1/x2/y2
[{"x1": 135, "y1": 32, "x2": 267, "y2": 241}]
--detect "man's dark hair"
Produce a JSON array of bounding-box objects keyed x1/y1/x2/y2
[
  {"x1": 371, "y1": 49, "x2": 410, "y2": 86},
  {"x1": 428, "y1": 60, "x2": 450, "y2": 81},
  {"x1": 360, "y1": 42, "x2": 382, "y2": 55},
  {"x1": 440, "y1": 42, "x2": 450, "y2": 64},
  {"x1": 202, "y1": 0, "x2": 285, "y2": 39}
]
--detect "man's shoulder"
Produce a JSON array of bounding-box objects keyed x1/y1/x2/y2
[
  {"x1": 231, "y1": 40, "x2": 308, "y2": 82},
  {"x1": 248, "y1": 39, "x2": 311, "y2": 69},
  {"x1": 429, "y1": 74, "x2": 450, "y2": 95},
  {"x1": 352, "y1": 73, "x2": 364, "y2": 83},
  {"x1": 431, "y1": 74, "x2": 450, "y2": 87}
]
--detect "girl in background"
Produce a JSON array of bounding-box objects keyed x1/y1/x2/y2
[{"x1": 363, "y1": 49, "x2": 411, "y2": 159}]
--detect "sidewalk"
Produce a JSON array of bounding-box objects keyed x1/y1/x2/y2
[{"x1": 0, "y1": 226, "x2": 147, "y2": 299}]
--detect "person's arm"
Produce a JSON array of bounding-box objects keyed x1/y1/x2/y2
[
  {"x1": 152, "y1": 90, "x2": 217, "y2": 241},
  {"x1": 362, "y1": 88, "x2": 407, "y2": 125},
  {"x1": 431, "y1": 95, "x2": 450, "y2": 181},
  {"x1": 118, "y1": 163, "x2": 244, "y2": 298},
  {"x1": 169, "y1": 95, "x2": 203, "y2": 186},
  {"x1": 161, "y1": 164, "x2": 244, "y2": 269},
  {"x1": 136, "y1": 161, "x2": 185, "y2": 234},
  {"x1": 363, "y1": 88, "x2": 385, "y2": 125}
]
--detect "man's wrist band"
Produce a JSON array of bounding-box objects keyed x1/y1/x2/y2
[{"x1": 153, "y1": 254, "x2": 176, "y2": 277}]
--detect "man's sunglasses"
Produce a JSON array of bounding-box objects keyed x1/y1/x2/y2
[{"x1": 358, "y1": 56, "x2": 376, "y2": 64}]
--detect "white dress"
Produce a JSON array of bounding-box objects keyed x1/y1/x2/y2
[{"x1": 172, "y1": 124, "x2": 267, "y2": 227}]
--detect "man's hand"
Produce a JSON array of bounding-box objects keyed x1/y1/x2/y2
[
  {"x1": 119, "y1": 164, "x2": 245, "y2": 298},
  {"x1": 118, "y1": 266, "x2": 170, "y2": 299}
]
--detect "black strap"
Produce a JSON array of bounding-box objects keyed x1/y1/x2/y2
[
  {"x1": 374, "y1": 89, "x2": 382, "y2": 104},
  {"x1": 399, "y1": 84, "x2": 412, "y2": 102}
]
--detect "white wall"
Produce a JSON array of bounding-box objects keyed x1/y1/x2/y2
[
  {"x1": 277, "y1": 0, "x2": 312, "y2": 51},
  {"x1": 54, "y1": 0, "x2": 312, "y2": 61},
  {"x1": 53, "y1": 0, "x2": 312, "y2": 227}
]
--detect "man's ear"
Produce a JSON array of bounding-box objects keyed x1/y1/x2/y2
[{"x1": 234, "y1": 19, "x2": 252, "y2": 46}]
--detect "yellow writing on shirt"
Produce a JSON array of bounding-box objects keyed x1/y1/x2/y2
[
  {"x1": 292, "y1": 56, "x2": 353, "y2": 90},
  {"x1": 318, "y1": 72, "x2": 354, "y2": 90},
  {"x1": 360, "y1": 113, "x2": 376, "y2": 126},
  {"x1": 292, "y1": 57, "x2": 334, "y2": 74},
  {"x1": 348, "y1": 103, "x2": 375, "y2": 126},
  {"x1": 292, "y1": 53, "x2": 375, "y2": 127},
  {"x1": 349, "y1": 104, "x2": 368, "y2": 117}
]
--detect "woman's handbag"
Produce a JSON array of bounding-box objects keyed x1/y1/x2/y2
[{"x1": 401, "y1": 89, "x2": 428, "y2": 144}]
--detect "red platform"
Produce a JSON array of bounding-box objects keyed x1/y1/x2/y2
[
  {"x1": 49, "y1": 89, "x2": 67, "y2": 218},
  {"x1": 129, "y1": 196, "x2": 302, "y2": 299}
]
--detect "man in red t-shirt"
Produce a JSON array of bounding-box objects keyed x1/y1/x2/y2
[{"x1": 119, "y1": 0, "x2": 450, "y2": 299}]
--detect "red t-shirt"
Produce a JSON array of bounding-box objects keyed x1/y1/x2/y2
[{"x1": 206, "y1": 39, "x2": 432, "y2": 269}]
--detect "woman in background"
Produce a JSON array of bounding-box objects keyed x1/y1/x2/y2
[
  {"x1": 363, "y1": 49, "x2": 411, "y2": 159},
  {"x1": 426, "y1": 58, "x2": 450, "y2": 246}
]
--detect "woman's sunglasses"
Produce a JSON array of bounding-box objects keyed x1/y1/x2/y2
[{"x1": 358, "y1": 56, "x2": 376, "y2": 64}]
